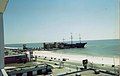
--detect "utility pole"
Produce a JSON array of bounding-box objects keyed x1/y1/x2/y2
[{"x1": 0, "y1": 0, "x2": 8, "y2": 76}]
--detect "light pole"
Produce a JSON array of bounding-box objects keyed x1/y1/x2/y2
[
  {"x1": 0, "y1": 0, "x2": 8, "y2": 76},
  {"x1": 113, "y1": 56, "x2": 116, "y2": 74},
  {"x1": 119, "y1": 56, "x2": 120, "y2": 75}
]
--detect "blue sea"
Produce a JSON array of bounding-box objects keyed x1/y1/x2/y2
[{"x1": 5, "y1": 39, "x2": 120, "y2": 57}]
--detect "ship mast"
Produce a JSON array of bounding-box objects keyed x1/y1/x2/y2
[
  {"x1": 70, "y1": 33, "x2": 73, "y2": 44},
  {"x1": 79, "y1": 34, "x2": 81, "y2": 43},
  {"x1": 62, "y1": 38, "x2": 65, "y2": 43}
]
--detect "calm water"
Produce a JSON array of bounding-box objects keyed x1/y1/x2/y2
[{"x1": 6, "y1": 39, "x2": 120, "y2": 57}]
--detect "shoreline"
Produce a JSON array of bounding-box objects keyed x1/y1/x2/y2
[{"x1": 33, "y1": 50, "x2": 120, "y2": 65}]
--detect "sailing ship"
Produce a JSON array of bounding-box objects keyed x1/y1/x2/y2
[
  {"x1": 62, "y1": 33, "x2": 87, "y2": 48},
  {"x1": 43, "y1": 34, "x2": 87, "y2": 50}
]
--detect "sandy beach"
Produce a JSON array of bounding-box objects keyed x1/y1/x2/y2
[{"x1": 33, "y1": 51, "x2": 120, "y2": 66}]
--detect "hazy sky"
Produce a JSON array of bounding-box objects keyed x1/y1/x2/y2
[{"x1": 4, "y1": 0, "x2": 119, "y2": 44}]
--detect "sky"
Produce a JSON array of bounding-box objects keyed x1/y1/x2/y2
[{"x1": 3, "y1": 0, "x2": 119, "y2": 44}]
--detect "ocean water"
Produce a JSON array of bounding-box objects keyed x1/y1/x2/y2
[
  {"x1": 53, "y1": 39, "x2": 120, "y2": 57},
  {"x1": 5, "y1": 39, "x2": 120, "y2": 57}
]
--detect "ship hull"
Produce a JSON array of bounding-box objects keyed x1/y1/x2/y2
[
  {"x1": 63, "y1": 42, "x2": 87, "y2": 48},
  {"x1": 43, "y1": 42, "x2": 87, "y2": 50}
]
